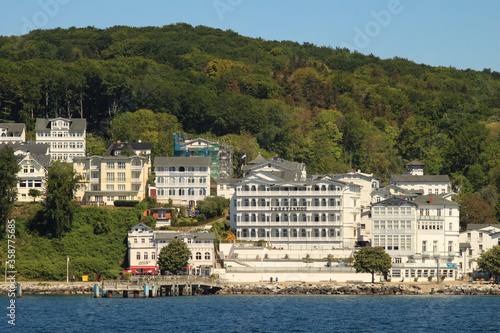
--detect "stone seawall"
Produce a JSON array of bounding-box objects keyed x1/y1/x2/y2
[
  {"x1": 218, "y1": 283, "x2": 500, "y2": 296},
  {"x1": 0, "y1": 283, "x2": 94, "y2": 295},
  {"x1": 1, "y1": 282, "x2": 499, "y2": 296}
]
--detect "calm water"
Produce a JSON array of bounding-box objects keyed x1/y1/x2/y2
[{"x1": 2, "y1": 294, "x2": 500, "y2": 332}]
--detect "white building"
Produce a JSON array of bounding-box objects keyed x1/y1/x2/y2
[
  {"x1": 127, "y1": 224, "x2": 216, "y2": 275},
  {"x1": 390, "y1": 161, "x2": 452, "y2": 197},
  {"x1": 0, "y1": 123, "x2": 25, "y2": 143},
  {"x1": 35, "y1": 117, "x2": 86, "y2": 162},
  {"x1": 230, "y1": 171, "x2": 362, "y2": 250},
  {"x1": 371, "y1": 195, "x2": 460, "y2": 281},
  {"x1": 458, "y1": 224, "x2": 500, "y2": 276},
  {"x1": 154, "y1": 156, "x2": 211, "y2": 207},
  {"x1": 241, "y1": 154, "x2": 307, "y2": 179}
]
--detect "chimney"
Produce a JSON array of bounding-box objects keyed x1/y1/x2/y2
[{"x1": 429, "y1": 194, "x2": 434, "y2": 204}]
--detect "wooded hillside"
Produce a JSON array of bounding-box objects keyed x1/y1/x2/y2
[{"x1": 1, "y1": 24, "x2": 499, "y2": 222}]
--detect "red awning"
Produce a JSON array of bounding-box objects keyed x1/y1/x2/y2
[
  {"x1": 121, "y1": 269, "x2": 139, "y2": 274},
  {"x1": 184, "y1": 266, "x2": 193, "y2": 269},
  {"x1": 142, "y1": 269, "x2": 159, "y2": 274},
  {"x1": 130, "y1": 266, "x2": 156, "y2": 269}
]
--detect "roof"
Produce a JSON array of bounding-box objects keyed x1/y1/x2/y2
[
  {"x1": 248, "y1": 153, "x2": 266, "y2": 164},
  {"x1": 217, "y1": 177, "x2": 240, "y2": 185},
  {"x1": 0, "y1": 142, "x2": 50, "y2": 155},
  {"x1": 242, "y1": 156, "x2": 305, "y2": 172},
  {"x1": 0, "y1": 122, "x2": 25, "y2": 133},
  {"x1": 406, "y1": 160, "x2": 425, "y2": 166},
  {"x1": 154, "y1": 156, "x2": 211, "y2": 167},
  {"x1": 372, "y1": 197, "x2": 417, "y2": 207},
  {"x1": 103, "y1": 142, "x2": 140, "y2": 157},
  {"x1": 155, "y1": 231, "x2": 216, "y2": 241},
  {"x1": 35, "y1": 118, "x2": 86, "y2": 132},
  {"x1": 20, "y1": 153, "x2": 51, "y2": 169},
  {"x1": 106, "y1": 142, "x2": 153, "y2": 150},
  {"x1": 413, "y1": 194, "x2": 459, "y2": 207},
  {"x1": 391, "y1": 174, "x2": 450, "y2": 183},
  {"x1": 465, "y1": 224, "x2": 500, "y2": 231}
]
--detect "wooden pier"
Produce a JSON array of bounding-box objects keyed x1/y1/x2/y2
[{"x1": 98, "y1": 276, "x2": 223, "y2": 298}]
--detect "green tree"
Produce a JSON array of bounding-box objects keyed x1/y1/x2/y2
[
  {"x1": 458, "y1": 195, "x2": 496, "y2": 230},
  {"x1": 197, "y1": 196, "x2": 229, "y2": 219},
  {"x1": 353, "y1": 247, "x2": 392, "y2": 283},
  {"x1": 86, "y1": 133, "x2": 107, "y2": 156},
  {"x1": 43, "y1": 161, "x2": 81, "y2": 237},
  {"x1": 0, "y1": 146, "x2": 19, "y2": 228},
  {"x1": 28, "y1": 188, "x2": 42, "y2": 202},
  {"x1": 477, "y1": 245, "x2": 500, "y2": 282},
  {"x1": 157, "y1": 239, "x2": 191, "y2": 274}
]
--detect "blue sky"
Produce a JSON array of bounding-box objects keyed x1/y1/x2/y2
[{"x1": 1, "y1": 0, "x2": 499, "y2": 71}]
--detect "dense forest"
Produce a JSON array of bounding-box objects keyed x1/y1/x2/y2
[{"x1": 0, "y1": 23, "x2": 499, "y2": 223}]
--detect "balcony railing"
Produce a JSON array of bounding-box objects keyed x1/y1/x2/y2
[
  {"x1": 90, "y1": 178, "x2": 100, "y2": 184},
  {"x1": 131, "y1": 178, "x2": 142, "y2": 184},
  {"x1": 131, "y1": 165, "x2": 143, "y2": 170},
  {"x1": 418, "y1": 215, "x2": 444, "y2": 221}
]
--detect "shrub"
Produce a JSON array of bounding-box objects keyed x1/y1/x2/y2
[
  {"x1": 196, "y1": 214, "x2": 206, "y2": 221},
  {"x1": 122, "y1": 272, "x2": 132, "y2": 280},
  {"x1": 114, "y1": 200, "x2": 139, "y2": 207}
]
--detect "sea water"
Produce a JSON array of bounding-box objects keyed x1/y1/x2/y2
[{"x1": 2, "y1": 294, "x2": 500, "y2": 332}]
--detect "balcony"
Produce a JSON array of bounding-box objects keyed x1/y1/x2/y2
[
  {"x1": 90, "y1": 165, "x2": 100, "y2": 170},
  {"x1": 131, "y1": 165, "x2": 143, "y2": 170},
  {"x1": 418, "y1": 215, "x2": 444, "y2": 221},
  {"x1": 131, "y1": 178, "x2": 142, "y2": 184},
  {"x1": 90, "y1": 178, "x2": 100, "y2": 184}
]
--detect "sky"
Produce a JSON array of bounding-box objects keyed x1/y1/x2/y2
[{"x1": 1, "y1": 0, "x2": 499, "y2": 72}]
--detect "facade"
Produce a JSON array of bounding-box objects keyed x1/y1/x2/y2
[
  {"x1": 371, "y1": 195, "x2": 460, "y2": 280},
  {"x1": 458, "y1": 224, "x2": 500, "y2": 276},
  {"x1": 154, "y1": 156, "x2": 211, "y2": 207},
  {"x1": 73, "y1": 142, "x2": 149, "y2": 204},
  {"x1": 35, "y1": 117, "x2": 86, "y2": 162},
  {"x1": 143, "y1": 208, "x2": 174, "y2": 227},
  {"x1": 173, "y1": 133, "x2": 232, "y2": 179},
  {"x1": 16, "y1": 152, "x2": 51, "y2": 202},
  {"x1": 390, "y1": 161, "x2": 452, "y2": 196},
  {"x1": 0, "y1": 123, "x2": 26, "y2": 143},
  {"x1": 230, "y1": 172, "x2": 362, "y2": 249},
  {"x1": 127, "y1": 224, "x2": 216, "y2": 275}
]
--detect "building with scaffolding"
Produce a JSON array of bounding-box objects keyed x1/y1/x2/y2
[{"x1": 173, "y1": 133, "x2": 232, "y2": 179}]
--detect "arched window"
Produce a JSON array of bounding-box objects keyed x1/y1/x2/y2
[
  {"x1": 314, "y1": 229, "x2": 320, "y2": 237},
  {"x1": 322, "y1": 229, "x2": 327, "y2": 237},
  {"x1": 314, "y1": 198, "x2": 320, "y2": 206},
  {"x1": 196, "y1": 252, "x2": 202, "y2": 260},
  {"x1": 292, "y1": 229, "x2": 298, "y2": 237},
  {"x1": 322, "y1": 214, "x2": 327, "y2": 222},
  {"x1": 144, "y1": 252, "x2": 148, "y2": 260},
  {"x1": 187, "y1": 167, "x2": 195, "y2": 172},
  {"x1": 251, "y1": 214, "x2": 256, "y2": 222},
  {"x1": 136, "y1": 252, "x2": 141, "y2": 260},
  {"x1": 205, "y1": 252, "x2": 211, "y2": 260},
  {"x1": 321, "y1": 185, "x2": 326, "y2": 191},
  {"x1": 275, "y1": 229, "x2": 279, "y2": 237},
  {"x1": 321, "y1": 199, "x2": 327, "y2": 206},
  {"x1": 251, "y1": 229, "x2": 256, "y2": 237},
  {"x1": 283, "y1": 229, "x2": 288, "y2": 237},
  {"x1": 242, "y1": 229, "x2": 248, "y2": 237},
  {"x1": 260, "y1": 198, "x2": 266, "y2": 206},
  {"x1": 179, "y1": 167, "x2": 185, "y2": 172},
  {"x1": 169, "y1": 167, "x2": 175, "y2": 171},
  {"x1": 251, "y1": 185, "x2": 256, "y2": 191},
  {"x1": 152, "y1": 252, "x2": 156, "y2": 260},
  {"x1": 301, "y1": 229, "x2": 306, "y2": 237}
]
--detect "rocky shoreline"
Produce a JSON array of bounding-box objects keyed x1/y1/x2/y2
[
  {"x1": 217, "y1": 283, "x2": 500, "y2": 296},
  {"x1": 1, "y1": 282, "x2": 499, "y2": 296}
]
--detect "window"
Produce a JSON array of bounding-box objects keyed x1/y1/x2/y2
[
  {"x1": 107, "y1": 196, "x2": 114, "y2": 202},
  {"x1": 422, "y1": 241, "x2": 427, "y2": 252},
  {"x1": 106, "y1": 173, "x2": 115, "y2": 182},
  {"x1": 448, "y1": 241, "x2": 453, "y2": 252},
  {"x1": 205, "y1": 252, "x2": 211, "y2": 260},
  {"x1": 152, "y1": 253, "x2": 156, "y2": 260},
  {"x1": 142, "y1": 238, "x2": 145, "y2": 243},
  {"x1": 144, "y1": 252, "x2": 148, "y2": 260},
  {"x1": 107, "y1": 162, "x2": 115, "y2": 169},
  {"x1": 394, "y1": 258, "x2": 402, "y2": 263},
  {"x1": 136, "y1": 252, "x2": 140, "y2": 260},
  {"x1": 107, "y1": 185, "x2": 114, "y2": 191},
  {"x1": 118, "y1": 162, "x2": 126, "y2": 169},
  {"x1": 118, "y1": 185, "x2": 125, "y2": 191},
  {"x1": 134, "y1": 238, "x2": 137, "y2": 243},
  {"x1": 196, "y1": 252, "x2": 202, "y2": 260}
]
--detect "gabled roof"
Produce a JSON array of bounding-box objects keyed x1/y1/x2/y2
[
  {"x1": 35, "y1": 118, "x2": 86, "y2": 132},
  {"x1": 0, "y1": 142, "x2": 50, "y2": 155},
  {"x1": 372, "y1": 197, "x2": 417, "y2": 207},
  {"x1": 390, "y1": 174, "x2": 450, "y2": 183},
  {"x1": 106, "y1": 142, "x2": 153, "y2": 150},
  {"x1": 103, "y1": 142, "x2": 137, "y2": 157},
  {"x1": 130, "y1": 223, "x2": 151, "y2": 232},
  {"x1": 248, "y1": 153, "x2": 266, "y2": 164},
  {"x1": 19, "y1": 153, "x2": 51, "y2": 169},
  {"x1": 0, "y1": 122, "x2": 25, "y2": 133},
  {"x1": 413, "y1": 194, "x2": 459, "y2": 207},
  {"x1": 465, "y1": 224, "x2": 500, "y2": 232},
  {"x1": 154, "y1": 156, "x2": 211, "y2": 167}
]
